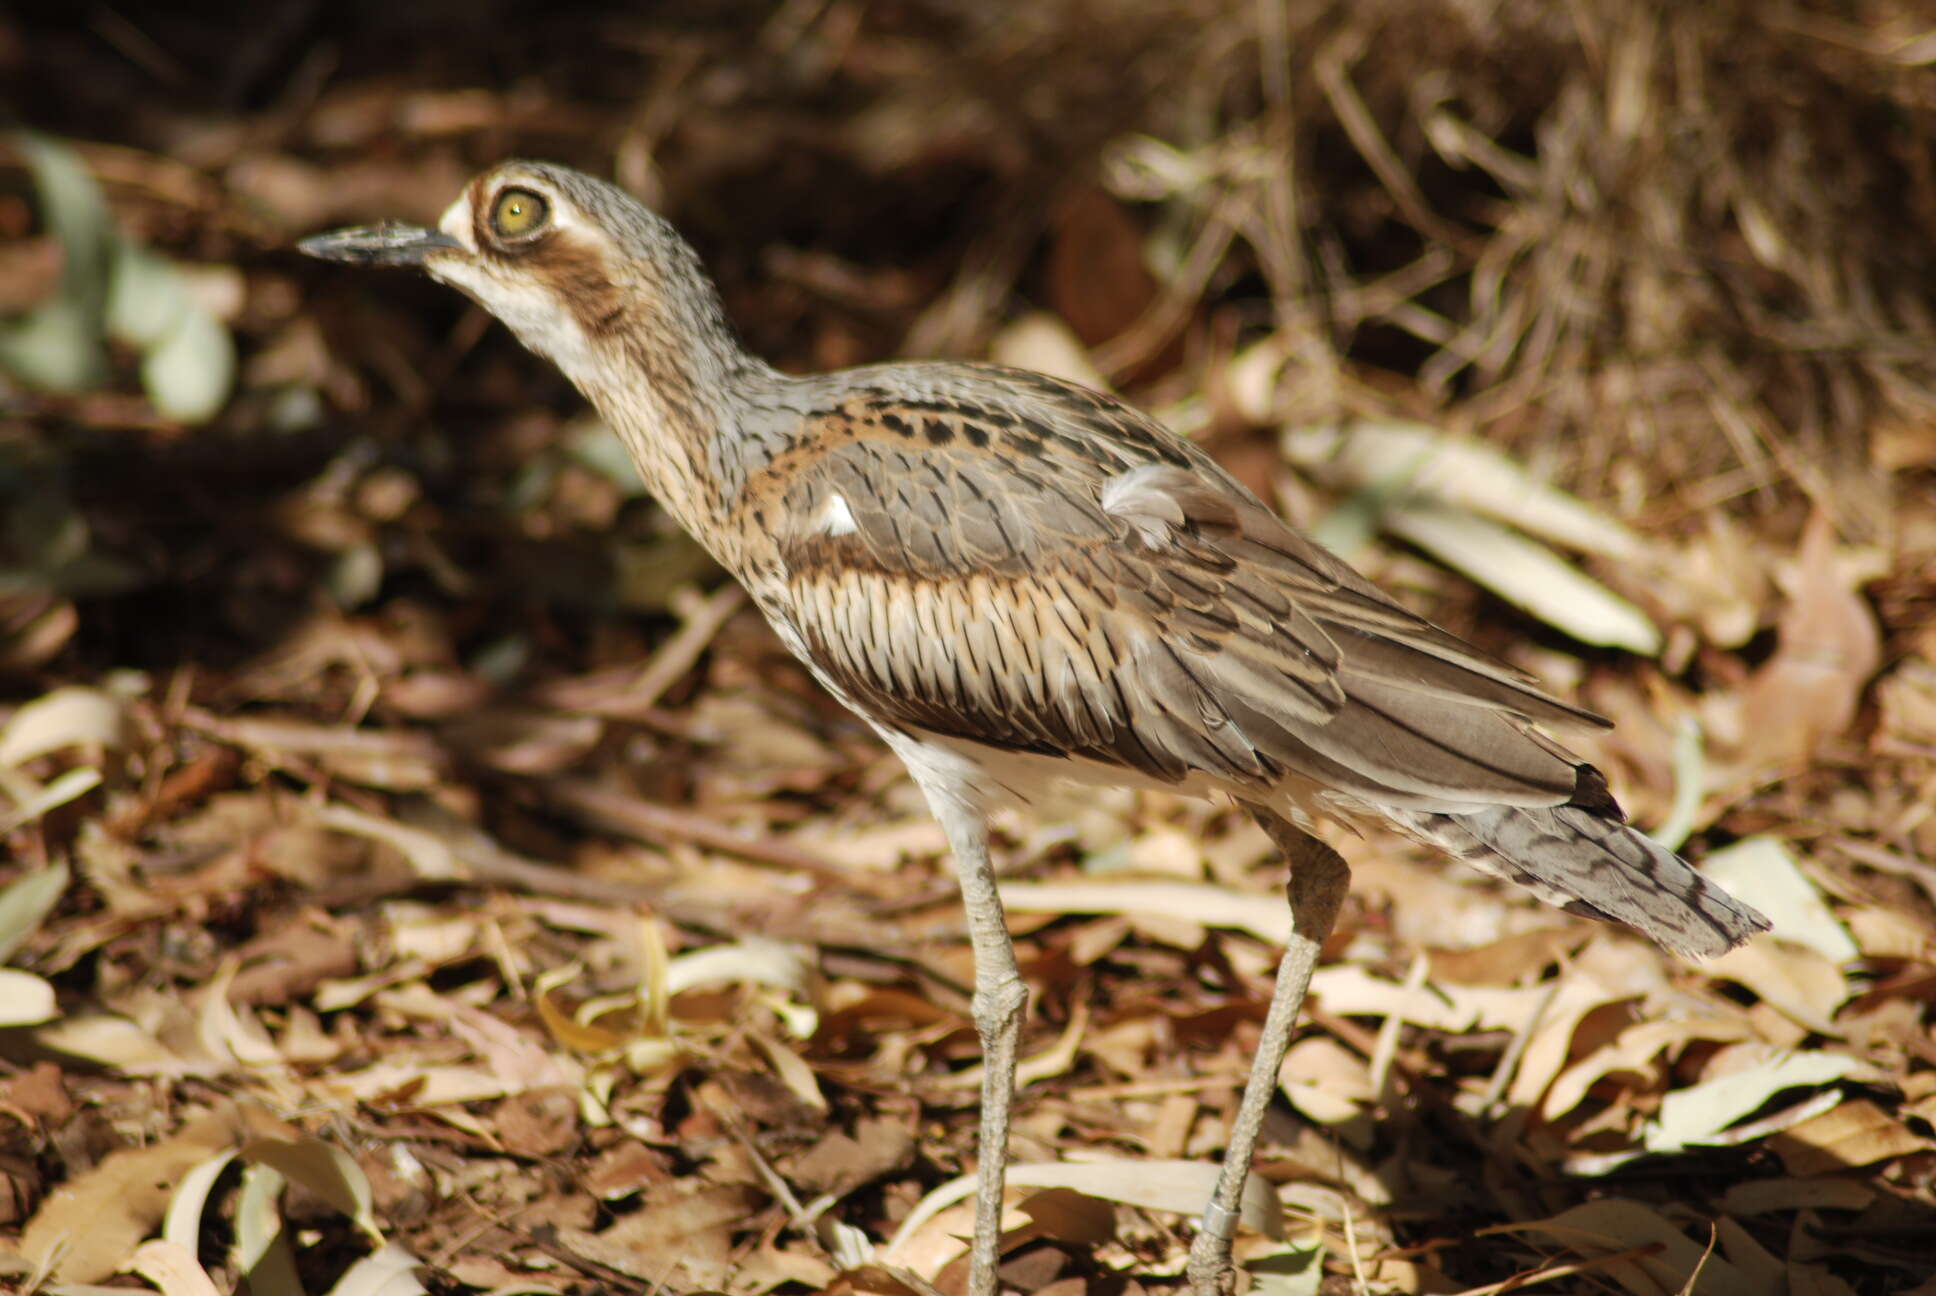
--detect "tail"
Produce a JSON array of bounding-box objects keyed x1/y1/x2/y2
[{"x1": 1388, "y1": 787, "x2": 1770, "y2": 960}]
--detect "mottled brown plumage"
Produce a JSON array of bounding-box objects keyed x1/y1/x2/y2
[
  {"x1": 302, "y1": 161, "x2": 1768, "y2": 1296},
  {"x1": 720, "y1": 355, "x2": 1759, "y2": 961}
]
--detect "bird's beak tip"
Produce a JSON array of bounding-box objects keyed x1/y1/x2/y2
[{"x1": 297, "y1": 222, "x2": 462, "y2": 267}]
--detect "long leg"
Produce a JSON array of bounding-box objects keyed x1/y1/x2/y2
[
  {"x1": 906, "y1": 766, "x2": 1027, "y2": 1296},
  {"x1": 1187, "y1": 806, "x2": 1351, "y2": 1296}
]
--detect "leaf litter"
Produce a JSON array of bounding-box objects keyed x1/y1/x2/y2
[{"x1": 3, "y1": 3, "x2": 1936, "y2": 1294}]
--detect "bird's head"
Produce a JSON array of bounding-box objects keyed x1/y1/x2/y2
[{"x1": 299, "y1": 160, "x2": 737, "y2": 389}]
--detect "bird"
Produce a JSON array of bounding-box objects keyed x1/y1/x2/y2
[{"x1": 300, "y1": 161, "x2": 1769, "y2": 1296}]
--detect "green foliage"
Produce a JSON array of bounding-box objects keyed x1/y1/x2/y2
[{"x1": 0, "y1": 132, "x2": 235, "y2": 422}]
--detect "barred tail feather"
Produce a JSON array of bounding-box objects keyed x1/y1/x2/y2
[{"x1": 1390, "y1": 802, "x2": 1770, "y2": 960}]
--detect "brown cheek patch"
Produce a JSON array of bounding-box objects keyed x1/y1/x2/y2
[{"x1": 526, "y1": 238, "x2": 632, "y2": 337}]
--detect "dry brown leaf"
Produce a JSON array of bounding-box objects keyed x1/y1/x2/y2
[
  {"x1": 1841, "y1": 907, "x2": 1935, "y2": 961},
  {"x1": 731, "y1": 1240, "x2": 840, "y2": 1293},
  {"x1": 790, "y1": 816, "x2": 947, "y2": 872},
  {"x1": 493, "y1": 1088, "x2": 581, "y2": 1158},
  {"x1": 0, "y1": 685, "x2": 128, "y2": 766},
  {"x1": 883, "y1": 1199, "x2": 999, "y2": 1288},
  {"x1": 534, "y1": 987, "x2": 626, "y2": 1053},
  {"x1": 1422, "y1": 927, "x2": 1578, "y2": 984},
  {"x1": 1128, "y1": 825, "x2": 1212, "y2": 878},
  {"x1": 450, "y1": 1005, "x2": 575, "y2": 1092},
  {"x1": 1014, "y1": 1186, "x2": 1117, "y2": 1248},
  {"x1": 317, "y1": 1061, "x2": 515, "y2": 1107},
  {"x1": 747, "y1": 1030, "x2": 826, "y2": 1112},
  {"x1": 1505, "y1": 977, "x2": 1633, "y2": 1110},
  {"x1": 1282, "y1": 420, "x2": 1648, "y2": 561},
  {"x1": 1010, "y1": 1158, "x2": 1281, "y2": 1235},
  {"x1": 0, "y1": 862, "x2": 71, "y2": 966},
  {"x1": 7, "y1": 1062, "x2": 74, "y2": 1124},
  {"x1": 1500, "y1": 1198, "x2": 1759, "y2": 1296},
  {"x1": 1654, "y1": 517, "x2": 1770, "y2": 649},
  {"x1": 567, "y1": 1181, "x2": 759, "y2": 1287},
  {"x1": 1873, "y1": 649, "x2": 1936, "y2": 756},
  {"x1": 1739, "y1": 511, "x2": 1883, "y2": 771},
  {"x1": 1065, "y1": 915, "x2": 1131, "y2": 966},
  {"x1": 19, "y1": 1105, "x2": 247, "y2": 1282},
  {"x1": 887, "y1": 1154, "x2": 1280, "y2": 1279},
  {"x1": 312, "y1": 962, "x2": 431, "y2": 1013},
  {"x1": 1542, "y1": 1014, "x2": 1757, "y2": 1122},
  {"x1": 941, "y1": 1002, "x2": 1088, "y2": 1092},
  {"x1": 0, "y1": 767, "x2": 102, "y2": 835},
  {"x1": 581, "y1": 1142, "x2": 674, "y2": 1200},
  {"x1": 384, "y1": 906, "x2": 483, "y2": 965},
  {"x1": 1000, "y1": 878, "x2": 1293, "y2": 944},
  {"x1": 1764, "y1": 1099, "x2": 1932, "y2": 1175},
  {"x1": 196, "y1": 957, "x2": 283, "y2": 1068},
  {"x1": 1715, "y1": 1214, "x2": 1786, "y2": 1292},
  {"x1": 1313, "y1": 963, "x2": 1592, "y2": 1041},
  {"x1": 1719, "y1": 1177, "x2": 1877, "y2": 1216},
  {"x1": 127, "y1": 1240, "x2": 222, "y2": 1296},
  {"x1": 790, "y1": 1116, "x2": 917, "y2": 1197},
  {"x1": 1046, "y1": 186, "x2": 1161, "y2": 350},
  {"x1": 1382, "y1": 502, "x2": 1662, "y2": 653},
  {"x1": 1125, "y1": 910, "x2": 1209, "y2": 951},
  {"x1": 239, "y1": 1135, "x2": 379, "y2": 1239},
  {"x1": 1279, "y1": 1036, "x2": 1376, "y2": 1143},
  {"x1": 225, "y1": 912, "x2": 360, "y2": 1006},
  {"x1": 1788, "y1": 1261, "x2": 1861, "y2": 1296},
  {"x1": 688, "y1": 691, "x2": 847, "y2": 780},
  {"x1": 29, "y1": 1013, "x2": 204, "y2": 1078},
  {"x1": 1704, "y1": 939, "x2": 1850, "y2": 1034}
]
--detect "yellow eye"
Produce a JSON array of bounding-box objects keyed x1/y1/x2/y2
[{"x1": 490, "y1": 187, "x2": 549, "y2": 239}]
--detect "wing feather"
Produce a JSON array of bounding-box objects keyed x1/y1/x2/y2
[{"x1": 748, "y1": 368, "x2": 1605, "y2": 810}]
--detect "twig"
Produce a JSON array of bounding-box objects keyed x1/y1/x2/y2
[
  {"x1": 1314, "y1": 32, "x2": 1475, "y2": 255},
  {"x1": 531, "y1": 585, "x2": 746, "y2": 722},
  {"x1": 544, "y1": 777, "x2": 873, "y2": 889},
  {"x1": 632, "y1": 583, "x2": 746, "y2": 715}
]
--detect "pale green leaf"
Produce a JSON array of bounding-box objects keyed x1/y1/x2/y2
[
  {"x1": 0, "y1": 861, "x2": 70, "y2": 963},
  {"x1": 141, "y1": 304, "x2": 236, "y2": 422},
  {"x1": 1647, "y1": 1052, "x2": 1872, "y2": 1153},
  {"x1": 0, "y1": 969, "x2": 58, "y2": 1025},
  {"x1": 0, "y1": 686, "x2": 129, "y2": 766},
  {"x1": 240, "y1": 1137, "x2": 380, "y2": 1242},
  {"x1": 1385, "y1": 503, "x2": 1662, "y2": 653},
  {"x1": 236, "y1": 1163, "x2": 306, "y2": 1296},
  {"x1": 1701, "y1": 837, "x2": 1856, "y2": 962},
  {"x1": 161, "y1": 1151, "x2": 237, "y2": 1254},
  {"x1": 323, "y1": 1243, "x2": 426, "y2": 1296}
]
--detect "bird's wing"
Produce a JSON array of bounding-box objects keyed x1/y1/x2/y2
[{"x1": 742, "y1": 364, "x2": 1606, "y2": 812}]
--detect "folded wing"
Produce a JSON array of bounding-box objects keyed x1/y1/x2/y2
[{"x1": 747, "y1": 365, "x2": 1606, "y2": 814}]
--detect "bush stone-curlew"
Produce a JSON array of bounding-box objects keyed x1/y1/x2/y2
[{"x1": 301, "y1": 160, "x2": 1769, "y2": 1296}]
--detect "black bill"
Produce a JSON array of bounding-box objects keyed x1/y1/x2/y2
[{"x1": 297, "y1": 222, "x2": 461, "y2": 267}]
